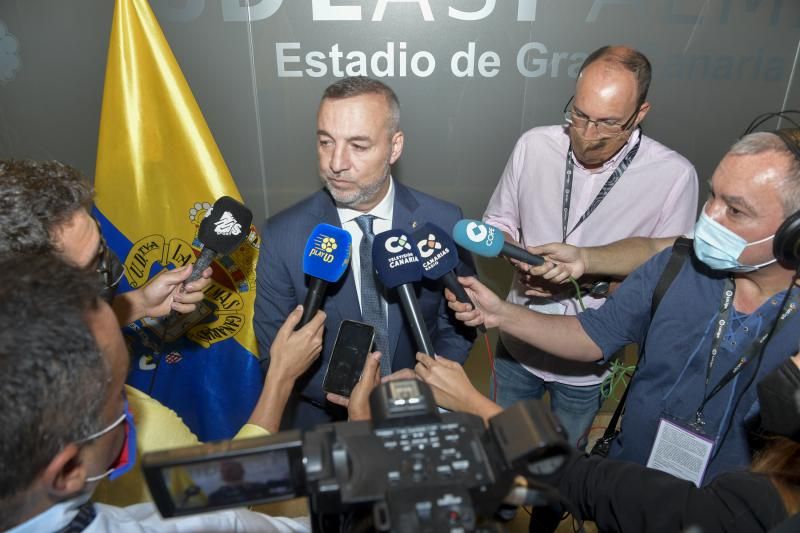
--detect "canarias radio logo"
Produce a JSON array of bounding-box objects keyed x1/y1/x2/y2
[
  {"x1": 308, "y1": 234, "x2": 339, "y2": 263},
  {"x1": 122, "y1": 201, "x2": 259, "y2": 349}
]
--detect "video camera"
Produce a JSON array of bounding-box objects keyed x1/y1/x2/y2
[{"x1": 142, "y1": 380, "x2": 570, "y2": 532}]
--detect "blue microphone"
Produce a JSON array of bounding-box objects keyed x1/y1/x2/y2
[
  {"x1": 298, "y1": 223, "x2": 352, "y2": 329},
  {"x1": 372, "y1": 229, "x2": 434, "y2": 355},
  {"x1": 453, "y1": 219, "x2": 545, "y2": 266},
  {"x1": 412, "y1": 223, "x2": 485, "y2": 333}
]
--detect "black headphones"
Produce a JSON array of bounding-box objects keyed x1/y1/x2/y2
[
  {"x1": 772, "y1": 128, "x2": 800, "y2": 269},
  {"x1": 741, "y1": 111, "x2": 800, "y2": 269}
]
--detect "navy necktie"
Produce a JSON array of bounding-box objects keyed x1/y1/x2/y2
[{"x1": 355, "y1": 215, "x2": 390, "y2": 375}]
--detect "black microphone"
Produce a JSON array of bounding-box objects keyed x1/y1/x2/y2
[
  {"x1": 296, "y1": 223, "x2": 352, "y2": 329},
  {"x1": 453, "y1": 219, "x2": 545, "y2": 266},
  {"x1": 372, "y1": 229, "x2": 435, "y2": 355},
  {"x1": 412, "y1": 223, "x2": 486, "y2": 334},
  {"x1": 186, "y1": 196, "x2": 253, "y2": 285}
]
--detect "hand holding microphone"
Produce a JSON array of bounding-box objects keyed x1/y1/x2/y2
[
  {"x1": 297, "y1": 223, "x2": 352, "y2": 329},
  {"x1": 452, "y1": 219, "x2": 545, "y2": 267},
  {"x1": 372, "y1": 229, "x2": 435, "y2": 355},
  {"x1": 186, "y1": 196, "x2": 254, "y2": 285},
  {"x1": 165, "y1": 196, "x2": 251, "y2": 323},
  {"x1": 412, "y1": 223, "x2": 486, "y2": 333}
]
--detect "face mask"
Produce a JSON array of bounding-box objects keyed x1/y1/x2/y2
[
  {"x1": 757, "y1": 358, "x2": 800, "y2": 441},
  {"x1": 83, "y1": 397, "x2": 138, "y2": 482},
  {"x1": 693, "y1": 211, "x2": 776, "y2": 272}
]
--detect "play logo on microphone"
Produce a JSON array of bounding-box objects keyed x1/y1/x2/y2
[{"x1": 309, "y1": 234, "x2": 340, "y2": 263}]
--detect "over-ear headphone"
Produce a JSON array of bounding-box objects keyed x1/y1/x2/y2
[{"x1": 771, "y1": 126, "x2": 800, "y2": 269}]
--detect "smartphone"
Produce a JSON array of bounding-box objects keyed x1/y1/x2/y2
[
  {"x1": 142, "y1": 431, "x2": 305, "y2": 518},
  {"x1": 322, "y1": 319, "x2": 375, "y2": 398}
]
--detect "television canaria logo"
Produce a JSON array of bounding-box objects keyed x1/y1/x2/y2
[{"x1": 310, "y1": 234, "x2": 338, "y2": 263}]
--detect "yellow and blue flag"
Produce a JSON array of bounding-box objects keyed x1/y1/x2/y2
[{"x1": 94, "y1": 0, "x2": 262, "y2": 441}]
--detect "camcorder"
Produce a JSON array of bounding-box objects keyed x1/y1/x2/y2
[{"x1": 142, "y1": 379, "x2": 570, "y2": 532}]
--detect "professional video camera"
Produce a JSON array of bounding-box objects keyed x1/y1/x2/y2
[{"x1": 142, "y1": 380, "x2": 570, "y2": 532}]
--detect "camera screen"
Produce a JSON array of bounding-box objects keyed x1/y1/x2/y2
[{"x1": 161, "y1": 448, "x2": 296, "y2": 511}]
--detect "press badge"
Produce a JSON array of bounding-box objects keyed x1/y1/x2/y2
[{"x1": 646, "y1": 418, "x2": 715, "y2": 487}]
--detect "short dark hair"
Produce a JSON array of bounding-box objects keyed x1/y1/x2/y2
[
  {"x1": 322, "y1": 76, "x2": 400, "y2": 135},
  {"x1": 0, "y1": 159, "x2": 94, "y2": 255},
  {"x1": 0, "y1": 255, "x2": 107, "y2": 505},
  {"x1": 579, "y1": 45, "x2": 652, "y2": 107}
]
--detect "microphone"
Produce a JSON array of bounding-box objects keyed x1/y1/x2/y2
[
  {"x1": 452, "y1": 219, "x2": 545, "y2": 267},
  {"x1": 372, "y1": 229, "x2": 435, "y2": 355},
  {"x1": 188, "y1": 196, "x2": 254, "y2": 284},
  {"x1": 297, "y1": 223, "x2": 352, "y2": 329},
  {"x1": 412, "y1": 223, "x2": 486, "y2": 334}
]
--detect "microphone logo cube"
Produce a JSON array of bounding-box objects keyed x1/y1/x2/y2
[
  {"x1": 466, "y1": 221, "x2": 490, "y2": 243},
  {"x1": 309, "y1": 234, "x2": 339, "y2": 263},
  {"x1": 212, "y1": 210, "x2": 243, "y2": 236},
  {"x1": 416, "y1": 234, "x2": 443, "y2": 258},
  {"x1": 384, "y1": 234, "x2": 412, "y2": 253}
]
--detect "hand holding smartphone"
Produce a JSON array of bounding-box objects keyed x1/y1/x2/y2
[{"x1": 322, "y1": 319, "x2": 375, "y2": 398}]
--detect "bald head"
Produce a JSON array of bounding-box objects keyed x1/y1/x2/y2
[{"x1": 578, "y1": 46, "x2": 652, "y2": 107}]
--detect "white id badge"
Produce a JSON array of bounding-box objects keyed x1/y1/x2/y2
[
  {"x1": 646, "y1": 418, "x2": 715, "y2": 487},
  {"x1": 529, "y1": 299, "x2": 568, "y2": 315}
]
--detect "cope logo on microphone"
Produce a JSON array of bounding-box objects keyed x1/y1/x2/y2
[
  {"x1": 385, "y1": 234, "x2": 412, "y2": 254},
  {"x1": 466, "y1": 221, "x2": 494, "y2": 246},
  {"x1": 308, "y1": 234, "x2": 339, "y2": 263},
  {"x1": 416, "y1": 233, "x2": 442, "y2": 259},
  {"x1": 213, "y1": 210, "x2": 243, "y2": 236}
]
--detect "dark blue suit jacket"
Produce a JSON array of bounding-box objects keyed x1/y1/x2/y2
[{"x1": 254, "y1": 183, "x2": 477, "y2": 421}]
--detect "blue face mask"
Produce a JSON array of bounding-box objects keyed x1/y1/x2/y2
[
  {"x1": 82, "y1": 397, "x2": 138, "y2": 483},
  {"x1": 693, "y1": 211, "x2": 776, "y2": 272}
]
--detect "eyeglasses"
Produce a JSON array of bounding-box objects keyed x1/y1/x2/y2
[
  {"x1": 563, "y1": 96, "x2": 640, "y2": 137},
  {"x1": 92, "y1": 218, "x2": 125, "y2": 291}
]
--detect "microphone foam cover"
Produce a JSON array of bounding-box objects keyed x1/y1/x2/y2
[
  {"x1": 452, "y1": 219, "x2": 504, "y2": 258},
  {"x1": 412, "y1": 223, "x2": 459, "y2": 280},
  {"x1": 372, "y1": 229, "x2": 423, "y2": 288},
  {"x1": 198, "y1": 196, "x2": 254, "y2": 255},
  {"x1": 302, "y1": 223, "x2": 352, "y2": 282}
]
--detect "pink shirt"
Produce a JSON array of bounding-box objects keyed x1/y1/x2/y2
[{"x1": 484, "y1": 125, "x2": 698, "y2": 385}]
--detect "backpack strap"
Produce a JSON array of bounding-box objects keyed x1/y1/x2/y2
[{"x1": 591, "y1": 237, "x2": 692, "y2": 455}]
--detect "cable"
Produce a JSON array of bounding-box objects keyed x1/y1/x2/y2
[
  {"x1": 484, "y1": 332, "x2": 497, "y2": 401},
  {"x1": 569, "y1": 277, "x2": 587, "y2": 312},
  {"x1": 742, "y1": 110, "x2": 800, "y2": 136}
]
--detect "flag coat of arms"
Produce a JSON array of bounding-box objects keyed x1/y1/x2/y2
[{"x1": 94, "y1": 0, "x2": 262, "y2": 441}]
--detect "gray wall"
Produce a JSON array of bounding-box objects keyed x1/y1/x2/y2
[{"x1": 1, "y1": 0, "x2": 799, "y2": 227}]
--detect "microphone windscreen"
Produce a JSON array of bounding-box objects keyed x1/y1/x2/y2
[
  {"x1": 372, "y1": 229, "x2": 423, "y2": 288},
  {"x1": 302, "y1": 223, "x2": 352, "y2": 282},
  {"x1": 452, "y1": 219, "x2": 504, "y2": 258},
  {"x1": 197, "y1": 196, "x2": 254, "y2": 255},
  {"x1": 412, "y1": 223, "x2": 460, "y2": 280}
]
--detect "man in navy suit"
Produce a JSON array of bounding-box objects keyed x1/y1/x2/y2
[{"x1": 254, "y1": 76, "x2": 477, "y2": 427}]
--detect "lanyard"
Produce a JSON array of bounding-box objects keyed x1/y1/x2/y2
[
  {"x1": 56, "y1": 501, "x2": 97, "y2": 533},
  {"x1": 694, "y1": 278, "x2": 797, "y2": 425},
  {"x1": 561, "y1": 133, "x2": 642, "y2": 243}
]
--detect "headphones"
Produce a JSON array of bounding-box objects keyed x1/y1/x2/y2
[{"x1": 742, "y1": 111, "x2": 800, "y2": 269}]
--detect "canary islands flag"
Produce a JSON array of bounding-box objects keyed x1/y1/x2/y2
[{"x1": 94, "y1": 0, "x2": 262, "y2": 441}]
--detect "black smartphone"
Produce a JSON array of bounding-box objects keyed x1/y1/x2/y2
[
  {"x1": 142, "y1": 431, "x2": 305, "y2": 518},
  {"x1": 322, "y1": 319, "x2": 375, "y2": 398}
]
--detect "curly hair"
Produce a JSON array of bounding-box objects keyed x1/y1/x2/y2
[
  {"x1": 0, "y1": 159, "x2": 94, "y2": 255},
  {"x1": 0, "y1": 255, "x2": 107, "y2": 516}
]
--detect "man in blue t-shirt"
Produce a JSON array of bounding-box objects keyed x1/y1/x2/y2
[{"x1": 415, "y1": 129, "x2": 800, "y2": 486}]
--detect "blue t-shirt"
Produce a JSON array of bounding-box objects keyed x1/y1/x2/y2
[{"x1": 578, "y1": 248, "x2": 799, "y2": 485}]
